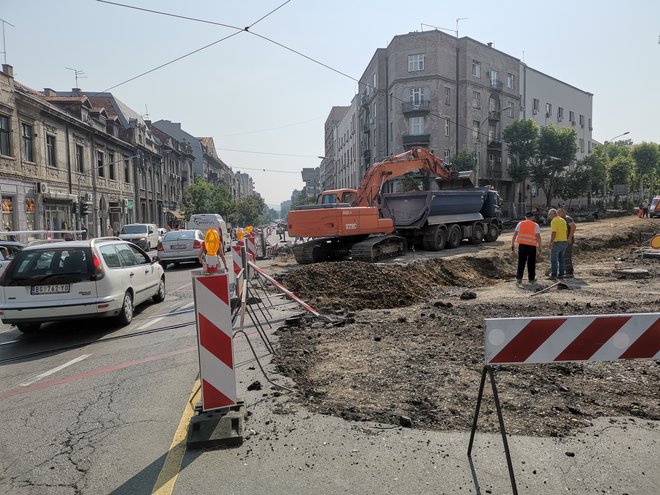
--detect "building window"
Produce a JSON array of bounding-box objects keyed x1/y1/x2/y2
[
  {"x1": 507, "y1": 73, "x2": 514, "y2": 89},
  {"x1": 409, "y1": 116, "x2": 424, "y2": 135},
  {"x1": 372, "y1": 72, "x2": 377, "y2": 90},
  {"x1": 46, "y1": 134, "x2": 57, "y2": 167},
  {"x1": 569, "y1": 110, "x2": 575, "y2": 124},
  {"x1": 408, "y1": 54, "x2": 424, "y2": 72},
  {"x1": 545, "y1": 103, "x2": 552, "y2": 117},
  {"x1": 489, "y1": 98, "x2": 498, "y2": 112},
  {"x1": 490, "y1": 70, "x2": 499, "y2": 86},
  {"x1": 372, "y1": 102, "x2": 377, "y2": 120},
  {"x1": 76, "y1": 144, "x2": 84, "y2": 173},
  {"x1": 472, "y1": 120, "x2": 480, "y2": 141},
  {"x1": 444, "y1": 118, "x2": 450, "y2": 137},
  {"x1": 579, "y1": 114, "x2": 585, "y2": 127},
  {"x1": 588, "y1": 117, "x2": 592, "y2": 130},
  {"x1": 472, "y1": 61, "x2": 481, "y2": 78},
  {"x1": 0, "y1": 114, "x2": 10, "y2": 156},
  {"x1": 409, "y1": 87, "x2": 424, "y2": 104},
  {"x1": 507, "y1": 102, "x2": 514, "y2": 117},
  {"x1": 22, "y1": 123, "x2": 34, "y2": 162},
  {"x1": 579, "y1": 138, "x2": 584, "y2": 153},
  {"x1": 97, "y1": 150, "x2": 105, "y2": 177},
  {"x1": 390, "y1": 122, "x2": 393, "y2": 141},
  {"x1": 443, "y1": 149, "x2": 451, "y2": 161},
  {"x1": 108, "y1": 151, "x2": 115, "y2": 180},
  {"x1": 472, "y1": 91, "x2": 481, "y2": 109},
  {"x1": 532, "y1": 98, "x2": 539, "y2": 115},
  {"x1": 444, "y1": 87, "x2": 451, "y2": 105},
  {"x1": 588, "y1": 141, "x2": 592, "y2": 154},
  {"x1": 557, "y1": 107, "x2": 564, "y2": 122}
]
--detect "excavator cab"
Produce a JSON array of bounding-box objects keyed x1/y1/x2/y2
[{"x1": 318, "y1": 189, "x2": 358, "y2": 205}]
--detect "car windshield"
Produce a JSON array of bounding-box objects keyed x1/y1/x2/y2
[
  {"x1": 1, "y1": 247, "x2": 93, "y2": 286},
  {"x1": 121, "y1": 225, "x2": 147, "y2": 234},
  {"x1": 164, "y1": 231, "x2": 196, "y2": 240}
]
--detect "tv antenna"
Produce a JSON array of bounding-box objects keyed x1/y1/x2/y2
[
  {"x1": 143, "y1": 104, "x2": 150, "y2": 120},
  {"x1": 65, "y1": 67, "x2": 87, "y2": 87},
  {"x1": 0, "y1": 17, "x2": 15, "y2": 65}
]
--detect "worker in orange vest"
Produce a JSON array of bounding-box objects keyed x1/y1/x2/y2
[{"x1": 511, "y1": 211, "x2": 542, "y2": 287}]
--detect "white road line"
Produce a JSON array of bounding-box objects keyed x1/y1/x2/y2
[
  {"x1": 20, "y1": 354, "x2": 92, "y2": 387},
  {"x1": 0, "y1": 339, "x2": 20, "y2": 347},
  {"x1": 137, "y1": 316, "x2": 164, "y2": 330},
  {"x1": 176, "y1": 282, "x2": 192, "y2": 290}
]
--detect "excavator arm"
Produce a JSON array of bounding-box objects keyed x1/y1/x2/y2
[{"x1": 352, "y1": 147, "x2": 457, "y2": 207}]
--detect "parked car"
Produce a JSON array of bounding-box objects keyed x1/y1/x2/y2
[
  {"x1": 157, "y1": 228, "x2": 167, "y2": 243},
  {"x1": 0, "y1": 238, "x2": 166, "y2": 333},
  {"x1": 649, "y1": 196, "x2": 660, "y2": 218},
  {"x1": 187, "y1": 214, "x2": 231, "y2": 251},
  {"x1": 118, "y1": 223, "x2": 160, "y2": 251},
  {"x1": 157, "y1": 229, "x2": 204, "y2": 269},
  {"x1": 0, "y1": 241, "x2": 25, "y2": 277}
]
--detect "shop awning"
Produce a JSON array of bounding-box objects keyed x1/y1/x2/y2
[{"x1": 168, "y1": 210, "x2": 185, "y2": 220}]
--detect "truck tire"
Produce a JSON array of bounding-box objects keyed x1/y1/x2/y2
[
  {"x1": 422, "y1": 225, "x2": 446, "y2": 251},
  {"x1": 446, "y1": 225, "x2": 462, "y2": 249},
  {"x1": 470, "y1": 223, "x2": 484, "y2": 245},
  {"x1": 484, "y1": 221, "x2": 500, "y2": 242}
]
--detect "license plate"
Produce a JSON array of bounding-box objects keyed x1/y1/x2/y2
[
  {"x1": 171, "y1": 244, "x2": 187, "y2": 250},
  {"x1": 31, "y1": 284, "x2": 70, "y2": 295}
]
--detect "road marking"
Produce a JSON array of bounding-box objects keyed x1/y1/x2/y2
[
  {"x1": 176, "y1": 281, "x2": 192, "y2": 290},
  {"x1": 137, "y1": 316, "x2": 164, "y2": 330},
  {"x1": 0, "y1": 339, "x2": 20, "y2": 347},
  {"x1": 152, "y1": 378, "x2": 200, "y2": 495},
  {"x1": 20, "y1": 354, "x2": 92, "y2": 387},
  {"x1": 0, "y1": 346, "x2": 195, "y2": 400}
]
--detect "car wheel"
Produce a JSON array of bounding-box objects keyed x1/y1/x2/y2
[
  {"x1": 484, "y1": 221, "x2": 500, "y2": 242},
  {"x1": 17, "y1": 323, "x2": 41, "y2": 334},
  {"x1": 153, "y1": 277, "x2": 166, "y2": 303},
  {"x1": 117, "y1": 291, "x2": 133, "y2": 326},
  {"x1": 446, "y1": 225, "x2": 462, "y2": 249}
]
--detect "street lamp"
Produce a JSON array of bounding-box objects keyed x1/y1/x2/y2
[
  {"x1": 604, "y1": 131, "x2": 630, "y2": 144},
  {"x1": 474, "y1": 105, "x2": 513, "y2": 185}
]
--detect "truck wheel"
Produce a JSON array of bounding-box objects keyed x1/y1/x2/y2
[
  {"x1": 446, "y1": 225, "x2": 462, "y2": 249},
  {"x1": 422, "y1": 225, "x2": 446, "y2": 251},
  {"x1": 470, "y1": 223, "x2": 484, "y2": 245},
  {"x1": 484, "y1": 221, "x2": 500, "y2": 242}
]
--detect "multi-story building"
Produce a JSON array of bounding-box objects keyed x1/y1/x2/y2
[
  {"x1": 320, "y1": 106, "x2": 349, "y2": 191},
  {"x1": 301, "y1": 167, "x2": 320, "y2": 198},
  {"x1": 235, "y1": 171, "x2": 255, "y2": 199},
  {"x1": 335, "y1": 96, "x2": 359, "y2": 189},
  {"x1": 198, "y1": 137, "x2": 236, "y2": 196}
]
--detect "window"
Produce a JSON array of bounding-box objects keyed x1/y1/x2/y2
[
  {"x1": 472, "y1": 91, "x2": 481, "y2": 109},
  {"x1": 472, "y1": 61, "x2": 481, "y2": 78},
  {"x1": 489, "y1": 98, "x2": 498, "y2": 112},
  {"x1": 444, "y1": 87, "x2": 451, "y2": 105},
  {"x1": 490, "y1": 70, "x2": 499, "y2": 86},
  {"x1": 99, "y1": 244, "x2": 121, "y2": 268},
  {"x1": 569, "y1": 110, "x2": 575, "y2": 124},
  {"x1": 472, "y1": 120, "x2": 480, "y2": 140},
  {"x1": 588, "y1": 141, "x2": 593, "y2": 154},
  {"x1": 443, "y1": 149, "x2": 451, "y2": 161},
  {"x1": 76, "y1": 144, "x2": 84, "y2": 173},
  {"x1": 545, "y1": 103, "x2": 552, "y2": 117},
  {"x1": 390, "y1": 122, "x2": 393, "y2": 141},
  {"x1": 372, "y1": 72, "x2": 377, "y2": 90},
  {"x1": 579, "y1": 138, "x2": 585, "y2": 153},
  {"x1": 409, "y1": 116, "x2": 424, "y2": 135},
  {"x1": 116, "y1": 244, "x2": 138, "y2": 266},
  {"x1": 108, "y1": 151, "x2": 115, "y2": 180},
  {"x1": 557, "y1": 107, "x2": 564, "y2": 122},
  {"x1": 97, "y1": 150, "x2": 104, "y2": 177},
  {"x1": 408, "y1": 54, "x2": 424, "y2": 72},
  {"x1": 372, "y1": 102, "x2": 376, "y2": 120},
  {"x1": 507, "y1": 73, "x2": 514, "y2": 89},
  {"x1": 532, "y1": 98, "x2": 539, "y2": 115},
  {"x1": 507, "y1": 102, "x2": 514, "y2": 117},
  {"x1": 444, "y1": 118, "x2": 450, "y2": 137},
  {"x1": 588, "y1": 117, "x2": 592, "y2": 130},
  {"x1": 579, "y1": 114, "x2": 585, "y2": 127},
  {"x1": 488, "y1": 124, "x2": 497, "y2": 142},
  {"x1": 0, "y1": 114, "x2": 10, "y2": 156},
  {"x1": 409, "y1": 87, "x2": 424, "y2": 105},
  {"x1": 22, "y1": 123, "x2": 33, "y2": 162},
  {"x1": 46, "y1": 134, "x2": 56, "y2": 167}
]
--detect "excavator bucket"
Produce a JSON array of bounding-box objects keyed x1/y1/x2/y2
[{"x1": 436, "y1": 170, "x2": 475, "y2": 189}]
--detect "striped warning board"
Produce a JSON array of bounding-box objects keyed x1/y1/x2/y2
[
  {"x1": 246, "y1": 233, "x2": 257, "y2": 262},
  {"x1": 192, "y1": 271, "x2": 237, "y2": 411},
  {"x1": 485, "y1": 313, "x2": 660, "y2": 364},
  {"x1": 231, "y1": 240, "x2": 246, "y2": 276}
]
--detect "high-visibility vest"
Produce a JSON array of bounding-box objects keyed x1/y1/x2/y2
[{"x1": 516, "y1": 220, "x2": 538, "y2": 246}]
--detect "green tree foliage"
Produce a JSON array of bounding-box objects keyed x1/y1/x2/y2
[
  {"x1": 182, "y1": 178, "x2": 217, "y2": 218},
  {"x1": 632, "y1": 142, "x2": 659, "y2": 198},
  {"x1": 502, "y1": 119, "x2": 538, "y2": 182},
  {"x1": 231, "y1": 195, "x2": 267, "y2": 226},
  {"x1": 399, "y1": 174, "x2": 421, "y2": 191},
  {"x1": 451, "y1": 151, "x2": 475, "y2": 172},
  {"x1": 608, "y1": 155, "x2": 635, "y2": 188},
  {"x1": 529, "y1": 126, "x2": 578, "y2": 206}
]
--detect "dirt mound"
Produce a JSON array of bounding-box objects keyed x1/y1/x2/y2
[{"x1": 282, "y1": 252, "x2": 515, "y2": 310}]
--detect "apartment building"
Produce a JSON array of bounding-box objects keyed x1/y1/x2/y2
[
  {"x1": 335, "y1": 96, "x2": 359, "y2": 189},
  {"x1": 235, "y1": 171, "x2": 255, "y2": 198},
  {"x1": 320, "y1": 106, "x2": 349, "y2": 191}
]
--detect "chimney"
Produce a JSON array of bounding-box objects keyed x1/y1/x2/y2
[
  {"x1": 72, "y1": 88, "x2": 81, "y2": 96},
  {"x1": 43, "y1": 88, "x2": 56, "y2": 97},
  {"x1": 2, "y1": 64, "x2": 13, "y2": 77},
  {"x1": 487, "y1": 42, "x2": 493, "y2": 48}
]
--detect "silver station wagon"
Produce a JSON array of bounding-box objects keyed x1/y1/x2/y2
[{"x1": 157, "y1": 229, "x2": 204, "y2": 269}]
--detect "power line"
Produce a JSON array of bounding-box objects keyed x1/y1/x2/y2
[
  {"x1": 217, "y1": 148, "x2": 321, "y2": 158},
  {"x1": 216, "y1": 116, "x2": 323, "y2": 138},
  {"x1": 233, "y1": 166, "x2": 299, "y2": 174}
]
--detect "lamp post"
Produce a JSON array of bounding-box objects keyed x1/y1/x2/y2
[
  {"x1": 601, "y1": 132, "x2": 630, "y2": 206},
  {"x1": 474, "y1": 105, "x2": 512, "y2": 186},
  {"x1": 604, "y1": 131, "x2": 630, "y2": 144}
]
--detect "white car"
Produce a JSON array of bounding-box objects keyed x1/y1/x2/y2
[{"x1": 0, "y1": 238, "x2": 166, "y2": 333}]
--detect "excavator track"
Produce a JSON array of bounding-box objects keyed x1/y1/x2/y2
[
  {"x1": 292, "y1": 237, "x2": 351, "y2": 264},
  {"x1": 350, "y1": 235, "x2": 407, "y2": 262}
]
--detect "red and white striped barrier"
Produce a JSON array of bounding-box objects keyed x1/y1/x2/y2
[
  {"x1": 246, "y1": 233, "x2": 257, "y2": 263},
  {"x1": 231, "y1": 241, "x2": 247, "y2": 297},
  {"x1": 248, "y1": 261, "x2": 320, "y2": 317},
  {"x1": 485, "y1": 313, "x2": 660, "y2": 364},
  {"x1": 192, "y1": 271, "x2": 237, "y2": 411}
]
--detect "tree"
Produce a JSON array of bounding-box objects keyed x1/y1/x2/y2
[
  {"x1": 529, "y1": 126, "x2": 578, "y2": 206},
  {"x1": 503, "y1": 120, "x2": 538, "y2": 205},
  {"x1": 399, "y1": 174, "x2": 421, "y2": 191},
  {"x1": 632, "y1": 142, "x2": 659, "y2": 199},
  {"x1": 182, "y1": 178, "x2": 217, "y2": 218},
  {"x1": 212, "y1": 185, "x2": 235, "y2": 220},
  {"x1": 231, "y1": 195, "x2": 267, "y2": 226},
  {"x1": 608, "y1": 155, "x2": 635, "y2": 208},
  {"x1": 577, "y1": 154, "x2": 606, "y2": 206},
  {"x1": 451, "y1": 151, "x2": 475, "y2": 172}
]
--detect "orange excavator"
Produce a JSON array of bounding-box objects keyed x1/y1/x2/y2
[{"x1": 287, "y1": 147, "x2": 467, "y2": 263}]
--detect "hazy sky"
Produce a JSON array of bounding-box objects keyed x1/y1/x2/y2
[{"x1": 3, "y1": 0, "x2": 658, "y2": 206}]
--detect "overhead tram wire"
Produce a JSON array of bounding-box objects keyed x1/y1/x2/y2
[{"x1": 97, "y1": 0, "x2": 497, "y2": 141}]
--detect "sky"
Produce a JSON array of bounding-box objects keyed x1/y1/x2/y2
[{"x1": 3, "y1": 0, "x2": 659, "y2": 206}]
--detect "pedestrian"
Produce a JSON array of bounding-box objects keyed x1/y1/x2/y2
[
  {"x1": 547, "y1": 208, "x2": 568, "y2": 280},
  {"x1": 81, "y1": 223, "x2": 88, "y2": 240},
  {"x1": 511, "y1": 211, "x2": 542, "y2": 287},
  {"x1": 557, "y1": 207, "x2": 576, "y2": 278},
  {"x1": 642, "y1": 201, "x2": 649, "y2": 218}
]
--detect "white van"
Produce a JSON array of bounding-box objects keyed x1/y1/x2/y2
[{"x1": 187, "y1": 214, "x2": 231, "y2": 251}]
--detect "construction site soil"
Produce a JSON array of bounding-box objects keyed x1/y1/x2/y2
[{"x1": 270, "y1": 216, "x2": 659, "y2": 438}]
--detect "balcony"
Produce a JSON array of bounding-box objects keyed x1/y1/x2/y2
[
  {"x1": 487, "y1": 165, "x2": 503, "y2": 178},
  {"x1": 402, "y1": 134, "x2": 431, "y2": 147},
  {"x1": 402, "y1": 100, "x2": 431, "y2": 114},
  {"x1": 490, "y1": 79, "x2": 503, "y2": 91},
  {"x1": 487, "y1": 139, "x2": 502, "y2": 150},
  {"x1": 488, "y1": 111, "x2": 502, "y2": 121}
]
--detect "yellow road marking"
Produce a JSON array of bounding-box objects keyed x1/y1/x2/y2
[{"x1": 152, "y1": 378, "x2": 200, "y2": 495}]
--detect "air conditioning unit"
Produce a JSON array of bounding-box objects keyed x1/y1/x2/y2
[
  {"x1": 37, "y1": 182, "x2": 48, "y2": 194},
  {"x1": 85, "y1": 192, "x2": 93, "y2": 202}
]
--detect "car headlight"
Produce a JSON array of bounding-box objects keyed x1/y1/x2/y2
[{"x1": 139, "y1": 237, "x2": 146, "y2": 241}]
